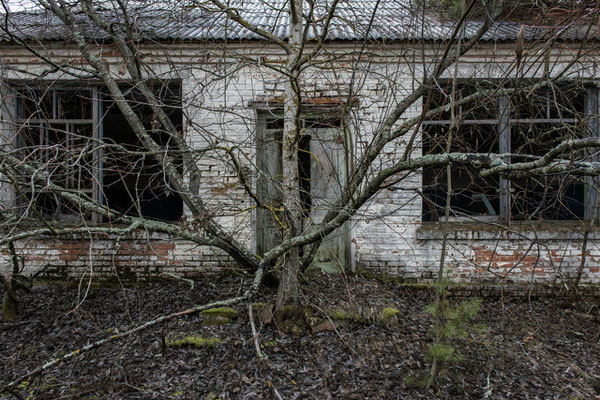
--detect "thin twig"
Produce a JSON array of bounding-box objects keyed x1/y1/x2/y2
[
  {"x1": 272, "y1": 386, "x2": 284, "y2": 400},
  {"x1": 163, "y1": 272, "x2": 195, "y2": 290},
  {"x1": 248, "y1": 301, "x2": 267, "y2": 360},
  {"x1": 68, "y1": 244, "x2": 95, "y2": 315}
]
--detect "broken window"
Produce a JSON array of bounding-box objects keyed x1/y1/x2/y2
[
  {"x1": 13, "y1": 82, "x2": 184, "y2": 223},
  {"x1": 423, "y1": 82, "x2": 590, "y2": 223},
  {"x1": 508, "y1": 86, "x2": 587, "y2": 220},
  {"x1": 101, "y1": 83, "x2": 183, "y2": 222},
  {"x1": 15, "y1": 87, "x2": 98, "y2": 222}
]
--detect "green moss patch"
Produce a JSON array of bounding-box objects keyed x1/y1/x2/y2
[
  {"x1": 378, "y1": 307, "x2": 402, "y2": 326},
  {"x1": 202, "y1": 307, "x2": 238, "y2": 325},
  {"x1": 379, "y1": 307, "x2": 401, "y2": 319},
  {"x1": 326, "y1": 308, "x2": 370, "y2": 325},
  {"x1": 165, "y1": 333, "x2": 222, "y2": 349}
]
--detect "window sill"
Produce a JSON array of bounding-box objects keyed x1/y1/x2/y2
[{"x1": 417, "y1": 221, "x2": 600, "y2": 241}]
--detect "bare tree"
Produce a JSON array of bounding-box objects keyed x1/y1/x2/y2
[{"x1": 1, "y1": 0, "x2": 600, "y2": 388}]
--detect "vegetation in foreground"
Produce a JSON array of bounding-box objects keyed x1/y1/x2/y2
[{"x1": 1, "y1": 273, "x2": 599, "y2": 399}]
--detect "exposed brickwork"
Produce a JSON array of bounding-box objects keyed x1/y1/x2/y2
[
  {"x1": 1, "y1": 236, "x2": 239, "y2": 280},
  {"x1": 1, "y1": 44, "x2": 599, "y2": 286}
]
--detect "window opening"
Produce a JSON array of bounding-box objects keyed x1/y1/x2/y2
[
  {"x1": 14, "y1": 82, "x2": 184, "y2": 223},
  {"x1": 423, "y1": 83, "x2": 500, "y2": 221},
  {"x1": 508, "y1": 86, "x2": 586, "y2": 220},
  {"x1": 423, "y1": 82, "x2": 589, "y2": 223},
  {"x1": 101, "y1": 83, "x2": 184, "y2": 222},
  {"x1": 15, "y1": 87, "x2": 96, "y2": 221}
]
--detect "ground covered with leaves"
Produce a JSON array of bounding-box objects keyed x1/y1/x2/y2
[{"x1": 1, "y1": 273, "x2": 600, "y2": 399}]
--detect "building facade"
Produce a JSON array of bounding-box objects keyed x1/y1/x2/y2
[{"x1": 1, "y1": 2, "x2": 600, "y2": 285}]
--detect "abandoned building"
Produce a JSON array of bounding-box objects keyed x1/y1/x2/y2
[{"x1": 1, "y1": 0, "x2": 600, "y2": 285}]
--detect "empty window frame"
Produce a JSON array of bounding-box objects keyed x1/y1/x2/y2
[
  {"x1": 13, "y1": 82, "x2": 184, "y2": 223},
  {"x1": 15, "y1": 86, "x2": 99, "y2": 221},
  {"x1": 101, "y1": 83, "x2": 184, "y2": 222},
  {"x1": 422, "y1": 82, "x2": 592, "y2": 223}
]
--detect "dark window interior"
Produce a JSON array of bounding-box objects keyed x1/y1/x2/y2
[
  {"x1": 427, "y1": 83, "x2": 498, "y2": 122},
  {"x1": 102, "y1": 84, "x2": 184, "y2": 222},
  {"x1": 298, "y1": 134, "x2": 312, "y2": 218},
  {"x1": 15, "y1": 83, "x2": 184, "y2": 222},
  {"x1": 24, "y1": 193, "x2": 92, "y2": 221},
  {"x1": 510, "y1": 86, "x2": 585, "y2": 121},
  {"x1": 423, "y1": 82, "x2": 500, "y2": 221},
  {"x1": 508, "y1": 87, "x2": 586, "y2": 220},
  {"x1": 16, "y1": 88, "x2": 95, "y2": 219},
  {"x1": 423, "y1": 83, "x2": 587, "y2": 222},
  {"x1": 422, "y1": 123, "x2": 500, "y2": 221},
  {"x1": 266, "y1": 116, "x2": 284, "y2": 130},
  {"x1": 57, "y1": 91, "x2": 93, "y2": 120},
  {"x1": 510, "y1": 122, "x2": 585, "y2": 220}
]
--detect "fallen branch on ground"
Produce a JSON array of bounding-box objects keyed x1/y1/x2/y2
[
  {"x1": 2, "y1": 265, "x2": 266, "y2": 394},
  {"x1": 3, "y1": 295, "x2": 247, "y2": 393}
]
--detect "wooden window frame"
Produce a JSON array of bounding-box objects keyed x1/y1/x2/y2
[
  {"x1": 422, "y1": 82, "x2": 596, "y2": 224},
  {"x1": 12, "y1": 81, "x2": 184, "y2": 224},
  {"x1": 14, "y1": 85, "x2": 103, "y2": 223}
]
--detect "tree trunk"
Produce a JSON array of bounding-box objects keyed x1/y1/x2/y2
[
  {"x1": 276, "y1": 0, "x2": 304, "y2": 309},
  {"x1": 2, "y1": 280, "x2": 17, "y2": 320}
]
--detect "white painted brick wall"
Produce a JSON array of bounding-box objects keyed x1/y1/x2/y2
[{"x1": 1, "y1": 43, "x2": 599, "y2": 285}]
